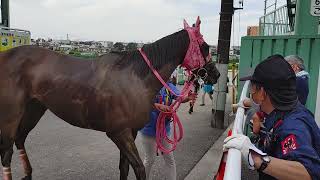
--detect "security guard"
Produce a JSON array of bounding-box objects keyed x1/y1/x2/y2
[{"x1": 223, "y1": 55, "x2": 320, "y2": 180}]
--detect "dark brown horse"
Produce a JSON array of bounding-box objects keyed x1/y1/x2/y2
[{"x1": 0, "y1": 20, "x2": 220, "y2": 180}]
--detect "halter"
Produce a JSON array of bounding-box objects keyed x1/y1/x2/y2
[{"x1": 196, "y1": 67, "x2": 208, "y2": 80}]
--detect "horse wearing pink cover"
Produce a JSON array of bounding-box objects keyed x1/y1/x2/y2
[
  {"x1": 0, "y1": 16, "x2": 219, "y2": 180},
  {"x1": 181, "y1": 17, "x2": 211, "y2": 71}
]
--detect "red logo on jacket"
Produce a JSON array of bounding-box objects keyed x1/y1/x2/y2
[{"x1": 281, "y1": 134, "x2": 298, "y2": 155}]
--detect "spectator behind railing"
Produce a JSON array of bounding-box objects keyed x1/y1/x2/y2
[
  {"x1": 285, "y1": 55, "x2": 309, "y2": 105},
  {"x1": 223, "y1": 55, "x2": 320, "y2": 180}
]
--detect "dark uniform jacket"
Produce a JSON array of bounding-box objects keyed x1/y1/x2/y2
[{"x1": 258, "y1": 103, "x2": 320, "y2": 180}]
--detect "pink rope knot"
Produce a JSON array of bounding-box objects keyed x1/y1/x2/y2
[{"x1": 155, "y1": 81, "x2": 194, "y2": 154}]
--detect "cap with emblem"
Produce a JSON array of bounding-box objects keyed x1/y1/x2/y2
[{"x1": 240, "y1": 54, "x2": 298, "y2": 111}]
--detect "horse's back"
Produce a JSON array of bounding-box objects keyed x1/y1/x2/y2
[
  {"x1": 0, "y1": 46, "x2": 154, "y2": 133},
  {"x1": 0, "y1": 46, "x2": 91, "y2": 122}
]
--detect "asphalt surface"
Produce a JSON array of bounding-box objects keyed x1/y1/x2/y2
[{"x1": 1, "y1": 90, "x2": 225, "y2": 180}]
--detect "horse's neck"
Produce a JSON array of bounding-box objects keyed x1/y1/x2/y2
[{"x1": 142, "y1": 30, "x2": 189, "y2": 93}]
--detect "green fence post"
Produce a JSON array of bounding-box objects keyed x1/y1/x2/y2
[{"x1": 295, "y1": 0, "x2": 319, "y2": 35}]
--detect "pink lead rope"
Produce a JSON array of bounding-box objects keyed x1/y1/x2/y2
[
  {"x1": 139, "y1": 17, "x2": 208, "y2": 154},
  {"x1": 155, "y1": 83, "x2": 194, "y2": 154},
  {"x1": 138, "y1": 49, "x2": 184, "y2": 97},
  {"x1": 139, "y1": 48, "x2": 194, "y2": 154}
]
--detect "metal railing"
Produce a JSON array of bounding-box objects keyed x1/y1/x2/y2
[
  {"x1": 259, "y1": 5, "x2": 292, "y2": 36},
  {"x1": 0, "y1": 26, "x2": 31, "y2": 37},
  {"x1": 224, "y1": 80, "x2": 250, "y2": 180}
]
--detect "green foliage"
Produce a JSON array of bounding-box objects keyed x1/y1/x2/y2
[
  {"x1": 228, "y1": 63, "x2": 238, "y2": 70},
  {"x1": 113, "y1": 42, "x2": 125, "y2": 51},
  {"x1": 229, "y1": 56, "x2": 239, "y2": 64},
  {"x1": 69, "y1": 50, "x2": 97, "y2": 58},
  {"x1": 126, "y1": 42, "x2": 138, "y2": 51}
]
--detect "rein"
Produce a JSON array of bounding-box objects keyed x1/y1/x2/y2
[
  {"x1": 139, "y1": 24, "x2": 208, "y2": 154},
  {"x1": 154, "y1": 82, "x2": 194, "y2": 154},
  {"x1": 139, "y1": 48, "x2": 198, "y2": 154},
  {"x1": 139, "y1": 49, "x2": 186, "y2": 97}
]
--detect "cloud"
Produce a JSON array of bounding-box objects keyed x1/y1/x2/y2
[{"x1": 9, "y1": 0, "x2": 286, "y2": 45}]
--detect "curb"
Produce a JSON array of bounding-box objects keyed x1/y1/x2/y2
[{"x1": 184, "y1": 123, "x2": 233, "y2": 180}]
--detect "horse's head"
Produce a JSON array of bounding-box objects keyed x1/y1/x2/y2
[
  {"x1": 181, "y1": 17, "x2": 211, "y2": 71},
  {"x1": 181, "y1": 17, "x2": 220, "y2": 85}
]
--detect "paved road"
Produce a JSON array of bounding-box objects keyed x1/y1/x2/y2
[{"x1": 2, "y1": 92, "x2": 225, "y2": 180}]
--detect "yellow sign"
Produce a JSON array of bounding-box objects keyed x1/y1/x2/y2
[{"x1": 0, "y1": 27, "x2": 31, "y2": 52}]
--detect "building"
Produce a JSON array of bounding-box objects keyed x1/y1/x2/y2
[
  {"x1": 230, "y1": 46, "x2": 240, "y2": 56},
  {"x1": 209, "y1": 45, "x2": 217, "y2": 55},
  {"x1": 99, "y1": 41, "x2": 113, "y2": 49},
  {"x1": 247, "y1": 26, "x2": 259, "y2": 36}
]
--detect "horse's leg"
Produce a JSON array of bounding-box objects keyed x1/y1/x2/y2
[
  {"x1": 119, "y1": 129, "x2": 138, "y2": 180},
  {"x1": 0, "y1": 115, "x2": 23, "y2": 180},
  {"x1": 15, "y1": 100, "x2": 47, "y2": 180},
  {"x1": 108, "y1": 129, "x2": 145, "y2": 180}
]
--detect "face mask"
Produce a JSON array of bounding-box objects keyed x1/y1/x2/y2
[{"x1": 250, "y1": 97, "x2": 261, "y2": 112}]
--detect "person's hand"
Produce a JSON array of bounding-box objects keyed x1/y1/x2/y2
[
  {"x1": 154, "y1": 103, "x2": 170, "y2": 112},
  {"x1": 250, "y1": 151, "x2": 263, "y2": 170},
  {"x1": 252, "y1": 112, "x2": 263, "y2": 134},
  {"x1": 232, "y1": 97, "x2": 252, "y2": 109},
  {"x1": 240, "y1": 98, "x2": 252, "y2": 108},
  {"x1": 232, "y1": 98, "x2": 251, "y2": 113},
  {"x1": 223, "y1": 134, "x2": 266, "y2": 170}
]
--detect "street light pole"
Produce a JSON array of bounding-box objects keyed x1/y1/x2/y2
[
  {"x1": 1, "y1": 0, "x2": 10, "y2": 27},
  {"x1": 212, "y1": 0, "x2": 234, "y2": 129}
]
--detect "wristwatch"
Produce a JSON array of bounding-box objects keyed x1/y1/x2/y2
[{"x1": 258, "y1": 155, "x2": 271, "y2": 172}]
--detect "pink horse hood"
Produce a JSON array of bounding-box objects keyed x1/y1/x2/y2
[{"x1": 181, "y1": 17, "x2": 211, "y2": 71}]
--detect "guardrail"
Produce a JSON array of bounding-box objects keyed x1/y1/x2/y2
[
  {"x1": 224, "y1": 80, "x2": 250, "y2": 180},
  {"x1": 0, "y1": 26, "x2": 31, "y2": 37}
]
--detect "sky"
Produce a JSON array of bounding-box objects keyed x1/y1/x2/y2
[{"x1": 10, "y1": 0, "x2": 286, "y2": 45}]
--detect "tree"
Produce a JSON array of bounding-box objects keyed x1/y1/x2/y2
[
  {"x1": 126, "y1": 42, "x2": 138, "y2": 51},
  {"x1": 112, "y1": 42, "x2": 125, "y2": 52}
]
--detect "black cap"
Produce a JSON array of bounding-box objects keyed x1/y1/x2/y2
[{"x1": 240, "y1": 54, "x2": 298, "y2": 111}]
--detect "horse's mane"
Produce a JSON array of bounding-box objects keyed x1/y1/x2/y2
[{"x1": 108, "y1": 29, "x2": 190, "y2": 77}]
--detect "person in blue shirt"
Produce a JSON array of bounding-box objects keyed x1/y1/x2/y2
[
  {"x1": 199, "y1": 81, "x2": 213, "y2": 106},
  {"x1": 285, "y1": 55, "x2": 309, "y2": 105},
  {"x1": 189, "y1": 77, "x2": 200, "y2": 114},
  {"x1": 224, "y1": 55, "x2": 320, "y2": 180},
  {"x1": 140, "y1": 79, "x2": 195, "y2": 180}
]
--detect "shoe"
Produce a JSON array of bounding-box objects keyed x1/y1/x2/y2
[
  {"x1": 188, "y1": 110, "x2": 192, "y2": 114},
  {"x1": 199, "y1": 104, "x2": 205, "y2": 106}
]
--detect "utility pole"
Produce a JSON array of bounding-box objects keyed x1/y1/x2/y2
[
  {"x1": 1, "y1": 0, "x2": 10, "y2": 27},
  {"x1": 212, "y1": 0, "x2": 236, "y2": 129}
]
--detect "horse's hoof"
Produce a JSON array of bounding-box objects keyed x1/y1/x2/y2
[{"x1": 21, "y1": 175, "x2": 32, "y2": 180}]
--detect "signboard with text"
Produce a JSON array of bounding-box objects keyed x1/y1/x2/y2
[{"x1": 311, "y1": 0, "x2": 320, "y2": 16}]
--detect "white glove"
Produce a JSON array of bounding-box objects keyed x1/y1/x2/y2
[{"x1": 223, "y1": 134, "x2": 266, "y2": 170}]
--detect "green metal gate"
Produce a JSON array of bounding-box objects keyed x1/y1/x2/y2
[{"x1": 239, "y1": 35, "x2": 320, "y2": 113}]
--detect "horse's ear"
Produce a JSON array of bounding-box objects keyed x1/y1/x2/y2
[
  {"x1": 195, "y1": 16, "x2": 201, "y2": 28},
  {"x1": 183, "y1": 19, "x2": 190, "y2": 29}
]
